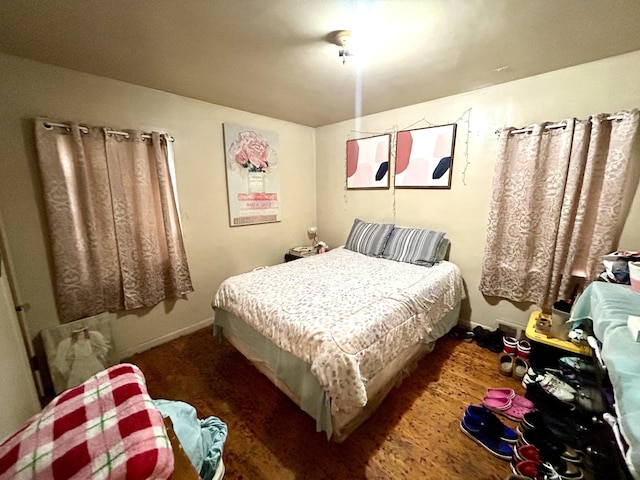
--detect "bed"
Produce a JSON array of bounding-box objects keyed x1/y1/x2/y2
[{"x1": 212, "y1": 221, "x2": 464, "y2": 441}]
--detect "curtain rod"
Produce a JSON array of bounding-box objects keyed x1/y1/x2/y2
[
  {"x1": 43, "y1": 121, "x2": 175, "y2": 142},
  {"x1": 494, "y1": 114, "x2": 626, "y2": 136}
]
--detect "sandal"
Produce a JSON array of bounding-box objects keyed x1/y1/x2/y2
[
  {"x1": 486, "y1": 388, "x2": 534, "y2": 410},
  {"x1": 486, "y1": 388, "x2": 515, "y2": 399},
  {"x1": 498, "y1": 353, "x2": 514, "y2": 376},
  {"x1": 513, "y1": 357, "x2": 530, "y2": 380},
  {"x1": 483, "y1": 396, "x2": 533, "y2": 421}
]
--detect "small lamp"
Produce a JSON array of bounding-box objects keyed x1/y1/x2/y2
[{"x1": 307, "y1": 226, "x2": 318, "y2": 247}]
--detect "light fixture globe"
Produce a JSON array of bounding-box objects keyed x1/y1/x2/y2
[{"x1": 331, "y1": 30, "x2": 352, "y2": 47}]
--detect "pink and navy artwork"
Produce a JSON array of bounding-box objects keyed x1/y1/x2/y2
[
  {"x1": 394, "y1": 123, "x2": 457, "y2": 189},
  {"x1": 346, "y1": 134, "x2": 391, "y2": 189}
]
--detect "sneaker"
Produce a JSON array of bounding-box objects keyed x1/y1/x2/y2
[
  {"x1": 519, "y1": 427, "x2": 582, "y2": 465},
  {"x1": 540, "y1": 460, "x2": 584, "y2": 480},
  {"x1": 524, "y1": 383, "x2": 576, "y2": 416},
  {"x1": 459, "y1": 414, "x2": 513, "y2": 461},
  {"x1": 520, "y1": 411, "x2": 588, "y2": 451},
  {"x1": 511, "y1": 459, "x2": 538, "y2": 478},
  {"x1": 514, "y1": 444, "x2": 542, "y2": 465},
  {"x1": 465, "y1": 405, "x2": 518, "y2": 443},
  {"x1": 558, "y1": 356, "x2": 596, "y2": 375},
  {"x1": 516, "y1": 339, "x2": 531, "y2": 359},
  {"x1": 537, "y1": 462, "x2": 561, "y2": 480},
  {"x1": 523, "y1": 368, "x2": 576, "y2": 402},
  {"x1": 503, "y1": 336, "x2": 518, "y2": 355},
  {"x1": 474, "y1": 326, "x2": 505, "y2": 353}
]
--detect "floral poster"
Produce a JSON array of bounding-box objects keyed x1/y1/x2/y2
[{"x1": 223, "y1": 124, "x2": 280, "y2": 226}]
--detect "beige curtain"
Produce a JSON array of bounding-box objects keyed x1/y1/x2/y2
[
  {"x1": 35, "y1": 119, "x2": 193, "y2": 322},
  {"x1": 479, "y1": 110, "x2": 640, "y2": 309}
]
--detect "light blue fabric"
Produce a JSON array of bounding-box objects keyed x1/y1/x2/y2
[
  {"x1": 570, "y1": 283, "x2": 640, "y2": 478},
  {"x1": 153, "y1": 399, "x2": 228, "y2": 480},
  {"x1": 199, "y1": 416, "x2": 228, "y2": 480}
]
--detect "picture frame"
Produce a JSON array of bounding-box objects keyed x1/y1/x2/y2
[
  {"x1": 41, "y1": 312, "x2": 118, "y2": 395},
  {"x1": 223, "y1": 123, "x2": 281, "y2": 226},
  {"x1": 394, "y1": 123, "x2": 457, "y2": 189},
  {"x1": 346, "y1": 133, "x2": 391, "y2": 189}
]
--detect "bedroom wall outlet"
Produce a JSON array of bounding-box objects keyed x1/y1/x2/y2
[{"x1": 495, "y1": 319, "x2": 524, "y2": 339}]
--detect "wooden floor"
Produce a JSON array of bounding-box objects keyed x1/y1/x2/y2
[{"x1": 126, "y1": 328, "x2": 525, "y2": 480}]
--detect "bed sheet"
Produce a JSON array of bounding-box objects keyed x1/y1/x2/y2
[
  {"x1": 213, "y1": 247, "x2": 464, "y2": 414},
  {"x1": 571, "y1": 282, "x2": 640, "y2": 479}
]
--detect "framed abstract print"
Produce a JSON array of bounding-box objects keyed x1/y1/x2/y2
[
  {"x1": 346, "y1": 134, "x2": 391, "y2": 189},
  {"x1": 394, "y1": 123, "x2": 457, "y2": 189}
]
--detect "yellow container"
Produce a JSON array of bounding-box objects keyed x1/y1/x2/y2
[{"x1": 525, "y1": 311, "x2": 591, "y2": 356}]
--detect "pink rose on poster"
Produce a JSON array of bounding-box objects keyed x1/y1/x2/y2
[{"x1": 228, "y1": 131, "x2": 275, "y2": 172}]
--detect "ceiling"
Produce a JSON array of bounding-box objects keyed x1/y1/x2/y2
[{"x1": 2, "y1": 0, "x2": 640, "y2": 127}]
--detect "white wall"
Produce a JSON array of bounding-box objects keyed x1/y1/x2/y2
[
  {"x1": 0, "y1": 53, "x2": 316, "y2": 359},
  {"x1": 1, "y1": 49, "x2": 639, "y2": 416},
  {"x1": 0, "y1": 247, "x2": 41, "y2": 439},
  {"x1": 316, "y1": 50, "x2": 640, "y2": 329}
]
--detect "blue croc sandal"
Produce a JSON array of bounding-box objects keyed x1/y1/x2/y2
[{"x1": 460, "y1": 414, "x2": 513, "y2": 461}]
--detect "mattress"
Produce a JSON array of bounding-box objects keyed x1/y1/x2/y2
[
  {"x1": 215, "y1": 304, "x2": 460, "y2": 440},
  {"x1": 213, "y1": 247, "x2": 464, "y2": 416}
]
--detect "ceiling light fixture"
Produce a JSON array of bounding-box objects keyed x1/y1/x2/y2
[{"x1": 331, "y1": 30, "x2": 353, "y2": 65}]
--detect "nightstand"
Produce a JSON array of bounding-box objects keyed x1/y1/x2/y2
[{"x1": 284, "y1": 246, "x2": 316, "y2": 262}]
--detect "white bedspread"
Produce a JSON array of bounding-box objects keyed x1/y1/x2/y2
[{"x1": 213, "y1": 248, "x2": 464, "y2": 414}]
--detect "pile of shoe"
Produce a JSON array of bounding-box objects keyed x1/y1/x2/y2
[
  {"x1": 508, "y1": 410, "x2": 586, "y2": 479},
  {"x1": 508, "y1": 356, "x2": 607, "y2": 479},
  {"x1": 460, "y1": 387, "x2": 536, "y2": 462},
  {"x1": 522, "y1": 356, "x2": 606, "y2": 418},
  {"x1": 448, "y1": 325, "x2": 475, "y2": 342},
  {"x1": 473, "y1": 326, "x2": 505, "y2": 353}
]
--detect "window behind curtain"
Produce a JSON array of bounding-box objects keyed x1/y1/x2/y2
[
  {"x1": 34, "y1": 118, "x2": 193, "y2": 323},
  {"x1": 479, "y1": 111, "x2": 640, "y2": 309}
]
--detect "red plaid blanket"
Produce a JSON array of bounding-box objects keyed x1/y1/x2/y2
[{"x1": 0, "y1": 363, "x2": 173, "y2": 479}]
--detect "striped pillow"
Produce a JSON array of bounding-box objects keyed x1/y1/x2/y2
[
  {"x1": 344, "y1": 218, "x2": 395, "y2": 257},
  {"x1": 382, "y1": 228, "x2": 446, "y2": 266}
]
